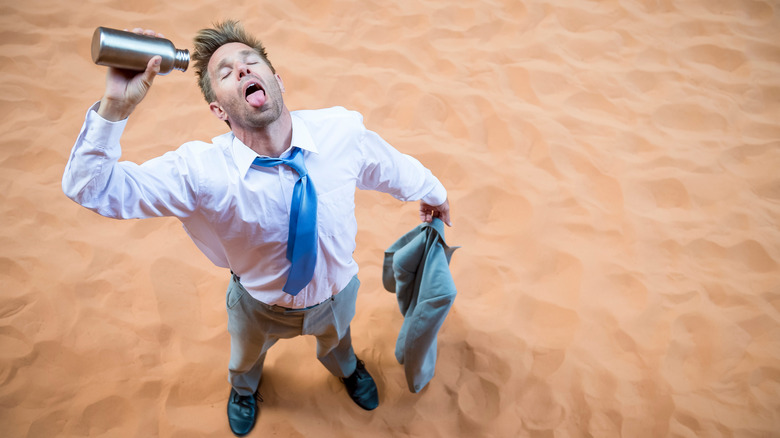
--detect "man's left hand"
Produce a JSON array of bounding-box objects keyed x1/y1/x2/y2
[{"x1": 420, "y1": 198, "x2": 452, "y2": 227}]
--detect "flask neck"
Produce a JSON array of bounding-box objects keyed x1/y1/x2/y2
[{"x1": 173, "y1": 49, "x2": 190, "y2": 72}]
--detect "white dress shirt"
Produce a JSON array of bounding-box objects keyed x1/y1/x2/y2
[{"x1": 63, "y1": 104, "x2": 447, "y2": 308}]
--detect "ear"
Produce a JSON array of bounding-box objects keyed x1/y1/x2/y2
[
  {"x1": 275, "y1": 74, "x2": 285, "y2": 93},
  {"x1": 209, "y1": 102, "x2": 228, "y2": 122}
]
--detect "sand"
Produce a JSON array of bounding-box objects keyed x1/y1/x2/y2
[{"x1": 2, "y1": 0, "x2": 780, "y2": 436}]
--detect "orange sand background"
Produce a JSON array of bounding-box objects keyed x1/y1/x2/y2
[{"x1": 2, "y1": 0, "x2": 780, "y2": 436}]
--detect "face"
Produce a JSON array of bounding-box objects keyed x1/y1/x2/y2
[{"x1": 207, "y1": 42, "x2": 285, "y2": 129}]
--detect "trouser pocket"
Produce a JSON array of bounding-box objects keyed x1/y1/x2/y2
[{"x1": 226, "y1": 274, "x2": 246, "y2": 309}]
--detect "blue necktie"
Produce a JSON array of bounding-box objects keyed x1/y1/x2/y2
[{"x1": 252, "y1": 147, "x2": 318, "y2": 296}]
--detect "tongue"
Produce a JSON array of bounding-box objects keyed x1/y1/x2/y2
[{"x1": 246, "y1": 90, "x2": 266, "y2": 108}]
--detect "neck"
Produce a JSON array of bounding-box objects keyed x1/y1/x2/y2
[{"x1": 232, "y1": 107, "x2": 293, "y2": 157}]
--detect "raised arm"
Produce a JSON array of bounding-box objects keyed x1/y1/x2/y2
[{"x1": 63, "y1": 29, "x2": 199, "y2": 220}]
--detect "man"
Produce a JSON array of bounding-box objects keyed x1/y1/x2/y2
[{"x1": 63, "y1": 20, "x2": 451, "y2": 436}]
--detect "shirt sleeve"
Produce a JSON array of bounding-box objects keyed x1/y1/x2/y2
[
  {"x1": 62, "y1": 103, "x2": 199, "y2": 219},
  {"x1": 356, "y1": 126, "x2": 447, "y2": 206}
]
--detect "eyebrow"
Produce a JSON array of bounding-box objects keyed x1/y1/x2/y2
[{"x1": 214, "y1": 49, "x2": 259, "y2": 73}]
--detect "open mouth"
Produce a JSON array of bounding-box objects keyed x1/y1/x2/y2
[
  {"x1": 245, "y1": 82, "x2": 263, "y2": 98},
  {"x1": 244, "y1": 81, "x2": 267, "y2": 107}
]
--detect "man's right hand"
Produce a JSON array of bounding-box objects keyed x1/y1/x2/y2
[{"x1": 97, "y1": 29, "x2": 164, "y2": 122}]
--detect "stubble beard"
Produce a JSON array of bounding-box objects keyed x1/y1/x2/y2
[{"x1": 230, "y1": 81, "x2": 284, "y2": 130}]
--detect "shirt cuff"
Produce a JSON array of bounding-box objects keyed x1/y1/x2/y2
[
  {"x1": 421, "y1": 177, "x2": 447, "y2": 206},
  {"x1": 84, "y1": 101, "x2": 128, "y2": 149}
]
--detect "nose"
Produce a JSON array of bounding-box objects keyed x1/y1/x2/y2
[{"x1": 237, "y1": 62, "x2": 251, "y2": 79}]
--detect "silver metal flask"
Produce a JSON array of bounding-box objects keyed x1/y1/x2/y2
[{"x1": 91, "y1": 27, "x2": 189, "y2": 75}]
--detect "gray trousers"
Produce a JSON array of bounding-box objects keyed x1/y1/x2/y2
[{"x1": 226, "y1": 274, "x2": 360, "y2": 396}]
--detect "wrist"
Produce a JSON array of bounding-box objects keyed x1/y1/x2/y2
[{"x1": 97, "y1": 96, "x2": 135, "y2": 122}]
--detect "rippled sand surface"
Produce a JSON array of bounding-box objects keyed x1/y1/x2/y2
[{"x1": 2, "y1": 0, "x2": 779, "y2": 436}]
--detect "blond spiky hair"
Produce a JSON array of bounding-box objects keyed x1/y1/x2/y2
[{"x1": 192, "y1": 19, "x2": 275, "y2": 104}]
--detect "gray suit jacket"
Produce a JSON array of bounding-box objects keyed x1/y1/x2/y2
[{"x1": 383, "y1": 218, "x2": 458, "y2": 392}]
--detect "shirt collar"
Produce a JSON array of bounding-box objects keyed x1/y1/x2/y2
[{"x1": 230, "y1": 112, "x2": 319, "y2": 177}]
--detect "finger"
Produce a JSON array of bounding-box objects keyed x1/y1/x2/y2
[
  {"x1": 147, "y1": 56, "x2": 161, "y2": 74},
  {"x1": 436, "y1": 208, "x2": 451, "y2": 226},
  {"x1": 137, "y1": 56, "x2": 161, "y2": 89}
]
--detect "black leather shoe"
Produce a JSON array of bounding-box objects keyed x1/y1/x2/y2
[
  {"x1": 227, "y1": 388, "x2": 261, "y2": 436},
  {"x1": 340, "y1": 358, "x2": 379, "y2": 410}
]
